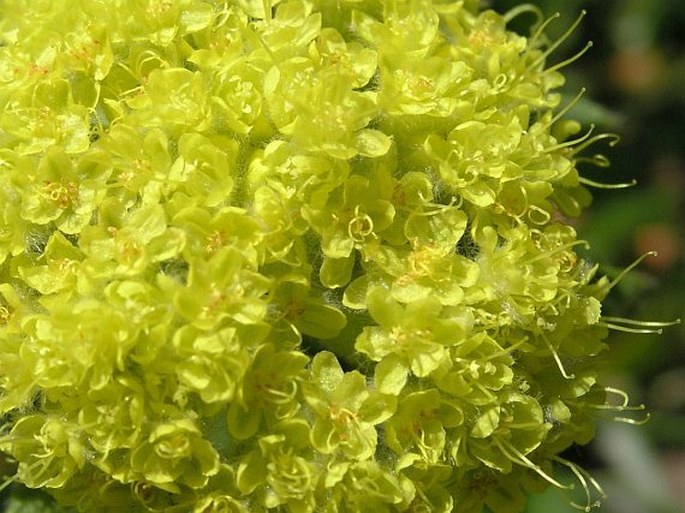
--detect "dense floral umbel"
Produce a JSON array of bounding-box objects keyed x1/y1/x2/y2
[{"x1": 0, "y1": 0, "x2": 620, "y2": 511}]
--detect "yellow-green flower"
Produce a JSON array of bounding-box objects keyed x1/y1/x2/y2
[
  {"x1": 0, "y1": 0, "x2": 661, "y2": 511},
  {"x1": 130, "y1": 419, "x2": 220, "y2": 491}
]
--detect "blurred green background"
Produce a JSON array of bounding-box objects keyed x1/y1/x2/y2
[{"x1": 492, "y1": 0, "x2": 685, "y2": 511}]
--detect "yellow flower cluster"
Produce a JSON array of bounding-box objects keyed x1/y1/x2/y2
[{"x1": 0, "y1": 1, "x2": 657, "y2": 512}]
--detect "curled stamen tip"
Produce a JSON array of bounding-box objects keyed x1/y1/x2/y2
[
  {"x1": 614, "y1": 410, "x2": 651, "y2": 425},
  {"x1": 571, "y1": 501, "x2": 596, "y2": 511},
  {"x1": 613, "y1": 179, "x2": 637, "y2": 189}
]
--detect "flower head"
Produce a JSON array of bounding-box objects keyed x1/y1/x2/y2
[{"x1": 0, "y1": 1, "x2": 660, "y2": 512}]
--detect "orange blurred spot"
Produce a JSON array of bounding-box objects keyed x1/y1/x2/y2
[
  {"x1": 634, "y1": 223, "x2": 680, "y2": 272},
  {"x1": 609, "y1": 48, "x2": 665, "y2": 94}
]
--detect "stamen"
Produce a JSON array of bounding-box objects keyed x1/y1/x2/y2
[
  {"x1": 524, "y1": 240, "x2": 589, "y2": 265},
  {"x1": 136, "y1": 50, "x2": 166, "y2": 74},
  {"x1": 543, "y1": 124, "x2": 596, "y2": 153},
  {"x1": 615, "y1": 413, "x2": 651, "y2": 426},
  {"x1": 574, "y1": 154, "x2": 612, "y2": 168},
  {"x1": 601, "y1": 317, "x2": 681, "y2": 328},
  {"x1": 527, "y1": 10, "x2": 587, "y2": 71},
  {"x1": 495, "y1": 439, "x2": 571, "y2": 489},
  {"x1": 598, "y1": 317, "x2": 680, "y2": 334},
  {"x1": 527, "y1": 204, "x2": 552, "y2": 225},
  {"x1": 526, "y1": 12, "x2": 561, "y2": 55},
  {"x1": 544, "y1": 40, "x2": 593, "y2": 75},
  {"x1": 602, "y1": 386, "x2": 633, "y2": 409},
  {"x1": 409, "y1": 196, "x2": 460, "y2": 216},
  {"x1": 603, "y1": 251, "x2": 657, "y2": 293},
  {"x1": 578, "y1": 177, "x2": 637, "y2": 189},
  {"x1": 553, "y1": 456, "x2": 607, "y2": 512},
  {"x1": 0, "y1": 454, "x2": 54, "y2": 494},
  {"x1": 115, "y1": 61, "x2": 139, "y2": 82},
  {"x1": 599, "y1": 322, "x2": 663, "y2": 334},
  {"x1": 503, "y1": 4, "x2": 544, "y2": 26},
  {"x1": 213, "y1": 5, "x2": 231, "y2": 28},
  {"x1": 534, "y1": 87, "x2": 587, "y2": 134},
  {"x1": 0, "y1": 472, "x2": 19, "y2": 494},
  {"x1": 471, "y1": 380, "x2": 497, "y2": 402},
  {"x1": 570, "y1": 132, "x2": 620, "y2": 156},
  {"x1": 480, "y1": 338, "x2": 528, "y2": 361},
  {"x1": 582, "y1": 387, "x2": 651, "y2": 425},
  {"x1": 540, "y1": 333, "x2": 575, "y2": 379}
]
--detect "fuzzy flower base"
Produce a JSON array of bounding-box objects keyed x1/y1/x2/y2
[{"x1": 0, "y1": 0, "x2": 638, "y2": 512}]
